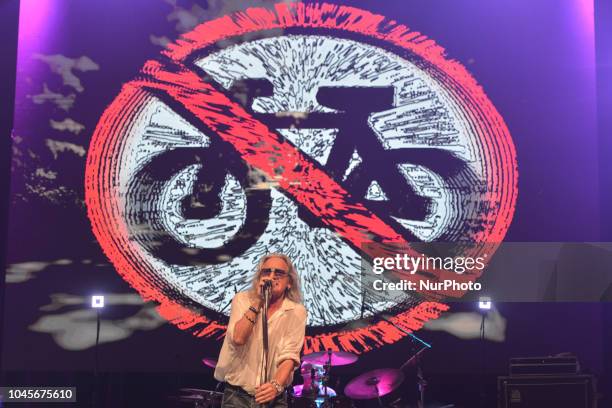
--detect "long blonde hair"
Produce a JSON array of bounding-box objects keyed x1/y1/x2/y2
[{"x1": 250, "y1": 253, "x2": 303, "y2": 304}]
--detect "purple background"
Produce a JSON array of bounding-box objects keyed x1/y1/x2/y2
[{"x1": 0, "y1": 0, "x2": 610, "y2": 405}]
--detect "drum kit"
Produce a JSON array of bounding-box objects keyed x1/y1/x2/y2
[
  {"x1": 291, "y1": 351, "x2": 407, "y2": 408},
  {"x1": 170, "y1": 351, "x2": 421, "y2": 408}
]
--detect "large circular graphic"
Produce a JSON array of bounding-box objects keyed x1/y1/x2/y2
[{"x1": 86, "y1": 3, "x2": 517, "y2": 352}]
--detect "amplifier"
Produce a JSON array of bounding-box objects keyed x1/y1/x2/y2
[
  {"x1": 498, "y1": 375, "x2": 596, "y2": 408},
  {"x1": 509, "y1": 356, "x2": 578, "y2": 376}
]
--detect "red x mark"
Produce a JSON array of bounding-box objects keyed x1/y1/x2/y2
[{"x1": 130, "y1": 58, "x2": 478, "y2": 298}]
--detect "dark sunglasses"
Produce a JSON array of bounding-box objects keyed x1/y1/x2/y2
[{"x1": 261, "y1": 268, "x2": 288, "y2": 278}]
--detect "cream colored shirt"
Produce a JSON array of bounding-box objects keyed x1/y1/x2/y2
[{"x1": 214, "y1": 291, "x2": 307, "y2": 394}]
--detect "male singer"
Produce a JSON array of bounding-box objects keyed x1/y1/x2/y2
[{"x1": 214, "y1": 253, "x2": 307, "y2": 407}]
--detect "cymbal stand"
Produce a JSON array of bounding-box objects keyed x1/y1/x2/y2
[
  {"x1": 415, "y1": 352, "x2": 427, "y2": 408},
  {"x1": 361, "y1": 302, "x2": 432, "y2": 408},
  {"x1": 366, "y1": 377, "x2": 384, "y2": 408},
  {"x1": 322, "y1": 349, "x2": 332, "y2": 408}
]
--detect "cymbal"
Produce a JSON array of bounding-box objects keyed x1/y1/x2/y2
[
  {"x1": 175, "y1": 395, "x2": 206, "y2": 402},
  {"x1": 293, "y1": 384, "x2": 337, "y2": 398},
  {"x1": 170, "y1": 390, "x2": 223, "y2": 405},
  {"x1": 179, "y1": 388, "x2": 223, "y2": 397},
  {"x1": 303, "y1": 351, "x2": 358, "y2": 366},
  {"x1": 300, "y1": 362, "x2": 324, "y2": 379},
  {"x1": 344, "y1": 369, "x2": 405, "y2": 400},
  {"x1": 202, "y1": 357, "x2": 218, "y2": 368}
]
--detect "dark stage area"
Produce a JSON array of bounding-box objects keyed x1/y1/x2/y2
[
  {"x1": 2, "y1": 0, "x2": 611, "y2": 407},
  {"x1": 1, "y1": 302, "x2": 610, "y2": 406}
]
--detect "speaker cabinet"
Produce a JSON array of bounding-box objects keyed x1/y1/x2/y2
[{"x1": 497, "y1": 375, "x2": 596, "y2": 408}]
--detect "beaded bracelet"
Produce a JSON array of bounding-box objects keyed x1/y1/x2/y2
[
  {"x1": 271, "y1": 379, "x2": 284, "y2": 394},
  {"x1": 244, "y1": 313, "x2": 256, "y2": 324}
]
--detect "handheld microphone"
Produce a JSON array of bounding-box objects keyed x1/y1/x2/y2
[
  {"x1": 262, "y1": 280, "x2": 272, "y2": 308},
  {"x1": 262, "y1": 280, "x2": 273, "y2": 297}
]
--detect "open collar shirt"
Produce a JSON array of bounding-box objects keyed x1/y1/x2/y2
[{"x1": 214, "y1": 291, "x2": 307, "y2": 394}]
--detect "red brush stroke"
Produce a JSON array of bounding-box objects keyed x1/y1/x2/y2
[
  {"x1": 86, "y1": 3, "x2": 517, "y2": 352},
  {"x1": 304, "y1": 302, "x2": 449, "y2": 354}
]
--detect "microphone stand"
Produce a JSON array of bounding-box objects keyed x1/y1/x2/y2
[
  {"x1": 92, "y1": 308, "x2": 101, "y2": 408},
  {"x1": 361, "y1": 302, "x2": 432, "y2": 408},
  {"x1": 261, "y1": 283, "x2": 271, "y2": 406}
]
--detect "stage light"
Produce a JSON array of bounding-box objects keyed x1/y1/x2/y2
[
  {"x1": 478, "y1": 296, "x2": 492, "y2": 310},
  {"x1": 91, "y1": 295, "x2": 105, "y2": 308}
]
